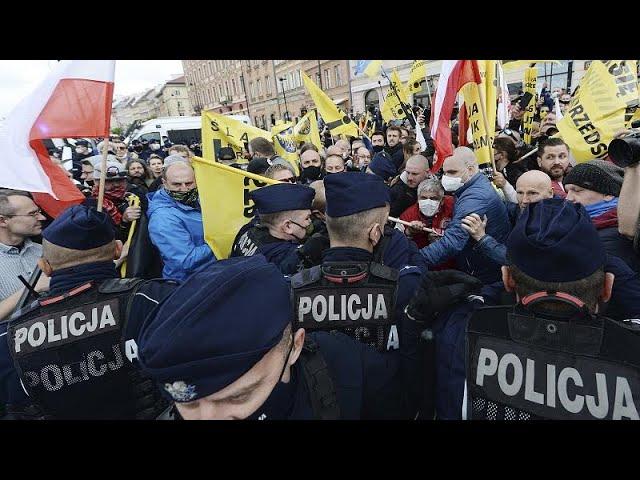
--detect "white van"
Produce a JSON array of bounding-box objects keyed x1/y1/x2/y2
[{"x1": 126, "y1": 114, "x2": 252, "y2": 145}]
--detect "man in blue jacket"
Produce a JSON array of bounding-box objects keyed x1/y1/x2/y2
[
  {"x1": 147, "y1": 161, "x2": 217, "y2": 281},
  {"x1": 419, "y1": 147, "x2": 510, "y2": 284}
]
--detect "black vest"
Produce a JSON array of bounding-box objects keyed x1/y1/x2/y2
[
  {"x1": 466, "y1": 305, "x2": 640, "y2": 420},
  {"x1": 6, "y1": 279, "x2": 168, "y2": 419},
  {"x1": 291, "y1": 261, "x2": 399, "y2": 352},
  {"x1": 231, "y1": 225, "x2": 276, "y2": 258}
]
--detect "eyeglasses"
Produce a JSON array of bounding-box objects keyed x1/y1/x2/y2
[{"x1": 1, "y1": 208, "x2": 44, "y2": 218}]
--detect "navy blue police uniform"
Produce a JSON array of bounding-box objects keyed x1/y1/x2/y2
[
  {"x1": 230, "y1": 183, "x2": 328, "y2": 275},
  {"x1": 0, "y1": 206, "x2": 178, "y2": 419},
  {"x1": 136, "y1": 254, "x2": 424, "y2": 419},
  {"x1": 291, "y1": 172, "x2": 422, "y2": 354},
  {"x1": 433, "y1": 199, "x2": 640, "y2": 420}
]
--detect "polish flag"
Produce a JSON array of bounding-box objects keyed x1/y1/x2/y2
[
  {"x1": 429, "y1": 60, "x2": 481, "y2": 172},
  {"x1": 0, "y1": 61, "x2": 115, "y2": 217}
]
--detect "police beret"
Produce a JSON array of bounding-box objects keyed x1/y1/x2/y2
[
  {"x1": 137, "y1": 255, "x2": 292, "y2": 402},
  {"x1": 563, "y1": 160, "x2": 624, "y2": 197},
  {"x1": 250, "y1": 183, "x2": 314, "y2": 214},
  {"x1": 506, "y1": 198, "x2": 606, "y2": 282},
  {"x1": 325, "y1": 171, "x2": 390, "y2": 218},
  {"x1": 368, "y1": 152, "x2": 397, "y2": 181},
  {"x1": 246, "y1": 157, "x2": 270, "y2": 175},
  {"x1": 75, "y1": 140, "x2": 89, "y2": 147},
  {"x1": 42, "y1": 204, "x2": 115, "y2": 250}
]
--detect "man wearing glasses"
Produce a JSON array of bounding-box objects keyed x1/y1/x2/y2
[
  {"x1": 0, "y1": 189, "x2": 47, "y2": 301},
  {"x1": 558, "y1": 93, "x2": 572, "y2": 115}
]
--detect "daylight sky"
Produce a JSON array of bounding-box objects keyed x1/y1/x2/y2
[{"x1": 0, "y1": 60, "x2": 184, "y2": 118}]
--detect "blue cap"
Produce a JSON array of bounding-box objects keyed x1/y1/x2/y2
[
  {"x1": 506, "y1": 198, "x2": 606, "y2": 282},
  {"x1": 325, "y1": 171, "x2": 390, "y2": 218},
  {"x1": 368, "y1": 152, "x2": 396, "y2": 181},
  {"x1": 42, "y1": 205, "x2": 115, "y2": 250},
  {"x1": 137, "y1": 255, "x2": 291, "y2": 402},
  {"x1": 250, "y1": 183, "x2": 314, "y2": 214}
]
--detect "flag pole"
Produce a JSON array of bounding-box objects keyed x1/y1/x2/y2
[
  {"x1": 96, "y1": 138, "x2": 109, "y2": 212},
  {"x1": 475, "y1": 80, "x2": 497, "y2": 173},
  {"x1": 380, "y1": 68, "x2": 417, "y2": 129}
]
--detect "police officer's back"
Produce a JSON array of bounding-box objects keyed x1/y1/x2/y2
[
  {"x1": 457, "y1": 199, "x2": 640, "y2": 420},
  {"x1": 136, "y1": 254, "x2": 474, "y2": 420},
  {"x1": 0, "y1": 206, "x2": 177, "y2": 419},
  {"x1": 291, "y1": 172, "x2": 423, "y2": 354}
]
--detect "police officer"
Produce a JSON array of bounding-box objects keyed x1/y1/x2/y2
[
  {"x1": 230, "y1": 183, "x2": 329, "y2": 275},
  {"x1": 436, "y1": 198, "x2": 640, "y2": 420},
  {"x1": 136, "y1": 254, "x2": 477, "y2": 420},
  {"x1": 0, "y1": 205, "x2": 178, "y2": 419}
]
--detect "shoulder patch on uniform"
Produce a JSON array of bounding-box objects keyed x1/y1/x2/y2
[
  {"x1": 98, "y1": 278, "x2": 145, "y2": 294},
  {"x1": 398, "y1": 265, "x2": 422, "y2": 276},
  {"x1": 290, "y1": 266, "x2": 322, "y2": 288}
]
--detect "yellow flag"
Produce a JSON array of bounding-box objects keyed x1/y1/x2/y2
[
  {"x1": 408, "y1": 60, "x2": 427, "y2": 94},
  {"x1": 381, "y1": 70, "x2": 409, "y2": 123},
  {"x1": 364, "y1": 60, "x2": 382, "y2": 79},
  {"x1": 293, "y1": 109, "x2": 323, "y2": 151},
  {"x1": 192, "y1": 157, "x2": 279, "y2": 259},
  {"x1": 271, "y1": 120, "x2": 293, "y2": 136},
  {"x1": 522, "y1": 67, "x2": 537, "y2": 145},
  {"x1": 202, "y1": 111, "x2": 271, "y2": 162},
  {"x1": 272, "y1": 133, "x2": 300, "y2": 175},
  {"x1": 301, "y1": 71, "x2": 358, "y2": 137},
  {"x1": 557, "y1": 60, "x2": 639, "y2": 163}
]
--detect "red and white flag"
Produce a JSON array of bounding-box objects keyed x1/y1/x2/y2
[
  {"x1": 429, "y1": 60, "x2": 481, "y2": 172},
  {"x1": 0, "y1": 60, "x2": 115, "y2": 217}
]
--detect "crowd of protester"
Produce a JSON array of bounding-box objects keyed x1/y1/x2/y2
[{"x1": 1, "y1": 81, "x2": 640, "y2": 421}]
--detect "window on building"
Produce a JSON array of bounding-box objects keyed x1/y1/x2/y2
[
  {"x1": 177, "y1": 101, "x2": 181, "y2": 107},
  {"x1": 225, "y1": 81, "x2": 230, "y2": 97},
  {"x1": 266, "y1": 76, "x2": 271, "y2": 94},
  {"x1": 288, "y1": 72, "x2": 294, "y2": 90},
  {"x1": 174, "y1": 90, "x2": 180, "y2": 96},
  {"x1": 296, "y1": 70, "x2": 301, "y2": 88},
  {"x1": 335, "y1": 65, "x2": 342, "y2": 86},
  {"x1": 232, "y1": 79, "x2": 237, "y2": 96},
  {"x1": 324, "y1": 69, "x2": 331, "y2": 89},
  {"x1": 257, "y1": 79, "x2": 262, "y2": 96},
  {"x1": 537, "y1": 61, "x2": 573, "y2": 92}
]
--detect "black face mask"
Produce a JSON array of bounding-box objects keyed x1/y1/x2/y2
[
  {"x1": 167, "y1": 187, "x2": 199, "y2": 208},
  {"x1": 301, "y1": 165, "x2": 323, "y2": 181},
  {"x1": 244, "y1": 338, "x2": 296, "y2": 421},
  {"x1": 372, "y1": 145, "x2": 384, "y2": 153}
]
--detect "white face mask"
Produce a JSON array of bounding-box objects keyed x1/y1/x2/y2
[
  {"x1": 418, "y1": 199, "x2": 440, "y2": 217},
  {"x1": 441, "y1": 174, "x2": 464, "y2": 192},
  {"x1": 150, "y1": 144, "x2": 161, "y2": 151}
]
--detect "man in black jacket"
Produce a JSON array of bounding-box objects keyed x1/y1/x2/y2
[
  {"x1": 564, "y1": 160, "x2": 639, "y2": 273},
  {"x1": 384, "y1": 126, "x2": 405, "y2": 172},
  {"x1": 389, "y1": 155, "x2": 431, "y2": 218}
]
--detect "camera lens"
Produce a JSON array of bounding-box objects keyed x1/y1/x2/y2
[{"x1": 608, "y1": 136, "x2": 640, "y2": 168}]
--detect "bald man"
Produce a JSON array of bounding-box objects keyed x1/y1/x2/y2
[
  {"x1": 389, "y1": 155, "x2": 431, "y2": 217},
  {"x1": 461, "y1": 170, "x2": 554, "y2": 266},
  {"x1": 515, "y1": 170, "x2": 554, "y2": 211},
  {"x1": 148, "y1": 161, "x2": 217, "y2": 281},
  {"x1": 299, "y1": 149, "x2": 323, "y2": 183}
]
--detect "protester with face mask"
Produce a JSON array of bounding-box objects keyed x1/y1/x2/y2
[
  {"x1": 299, "y1": 149, "x2": 324, "y2": 184},
  {"x1": 139, "y1": 139, "x2": 166, "y2": 162},
  {"x1": 147, "y1": 162, "x2": 217, "y2": 281},
  {"x1": 398, "y1": 177, "x2": 455, "y2": 251},
  {"x1": 91, "y1": 160, "x2": 141, "y2": 243},
  {"x1": 371, "y1": 131, "x2": 386, "y2": 154},
  {"x1": 420, "y1": 147, "x2": 510, "y2": 284},
  {"x1": 230, "y1": 183, "x2": 329, "y2": 275}
]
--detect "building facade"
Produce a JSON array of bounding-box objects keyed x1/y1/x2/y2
[
  {"x1": 182, "y1": 60, "x2": 249, "y2": 117},
  {"x1": 157, "y1": 75, "x2": 193, "y2": 117},
  {"x1": 183, "y1": 60, "x2": 351, "y2": 129}
]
